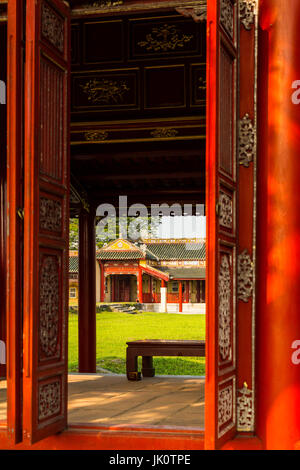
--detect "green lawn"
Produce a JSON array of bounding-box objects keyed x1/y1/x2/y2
[{"x1": 68, "y1": 311, "x2": 206, "y2": 376}]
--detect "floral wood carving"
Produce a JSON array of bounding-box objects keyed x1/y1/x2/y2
[
  {"x1": 239, "y1": 113, "x2": 256, "y2": 167},
  {"x1": 218, "y1": 255, "x2": 232, "y2": 362},
  {"x1": 219, "y1": 193, "x2": 233, "y2": 229},
  {"x1": 85, "y1": 130, "x2": 108, "y2": 141},
  {"x1": 237, "y1": 382, "x2": 254, "y2": 431},
  {"x1": 39, "y1": 256, "x2": 60, "y2": 358},
  {"x1": 81, "y1": 78, "x2": 130, "y2": 104},
  {"x1": 39, "y1": 381, "x2": 61, "y2": 420},
  {"x1": 220, "y1": 0, "x2": 234, "y2": 38},
  {"x1": 150, "y1": 128, "x2": 179, "y2": 139},
  {"x1": 41, "y1": 2, "x2": 64, "y2": 53},
  {"x1": 238, "y1": 249, "x2": 253, "y2": 302},
  {"x1": 239, "y1": 0, "x2": 257, "y2": 30},
  {"x1": 40, "y1": 197, "x2": 62, "y2": 233},
  {"x1": 83, "y1": 0, "x2": 123, "y2": 7},
  {"x1": 138, "y1": 24, "x2": 193, "y2": 52},
  {"x1": 218, "y1": 385, "x2": 233, "y2": 435},
  {"x1": 176, "y1": 7, "x2": 207, "y2": 23}
]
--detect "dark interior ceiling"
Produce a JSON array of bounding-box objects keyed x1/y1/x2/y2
[{"x1": 70, "y1": 4, "x2": 206, "y2": 215}]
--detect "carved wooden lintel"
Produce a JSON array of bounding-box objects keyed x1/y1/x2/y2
[{"x1": 176, "y1": 6, "x2": 206, "y2": 23}]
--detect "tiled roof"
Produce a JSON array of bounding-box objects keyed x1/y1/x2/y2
[
  {"x1": 69, "y1": 240, "x2": 206, "y2": 273},
  {"x1": 69, "y1": 256, "x2": 78, "y2": 273},
  {"x1": 97, "y1": 251, "x2": 143, "y2": 260},
  {"x1": 158, "y1": 267, "x2": 205, "y2": 280},
  {"x1": 145, "y1": 242, "x2": 205, "y2": 261}
]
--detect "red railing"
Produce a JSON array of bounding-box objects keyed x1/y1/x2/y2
[{"x1": 142, "y1": 293, "x2": 161, "y2": 303}]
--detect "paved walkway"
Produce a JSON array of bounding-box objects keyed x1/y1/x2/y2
[{"x1": 0, "y1": 374, "x2": 205, "y2": 428}]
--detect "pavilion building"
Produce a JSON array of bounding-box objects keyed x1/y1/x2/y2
[{"x1": 69, "y1": 238, "x2": 206, "y2": 313}]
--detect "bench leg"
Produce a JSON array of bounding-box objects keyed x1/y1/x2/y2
[
  {"x1": 142, "y1": 356, "x2": 155, "y2": 377},
  {"x1": 126, "y1": 350, "x2": 141, "y2": 381}
]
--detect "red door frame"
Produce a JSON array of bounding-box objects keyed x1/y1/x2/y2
[{"x1": 1, "y1": 2, "x2": 260, "y2": 450}]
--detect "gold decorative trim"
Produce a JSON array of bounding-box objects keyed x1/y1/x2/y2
[
  {"x1": 237, "y1": 382, "x2": 254, "y2": 431},
  {"x1": 220, "y1": 0, "x2": 234, "y2": 38},
  {"x1": 150, "y1": 128, "x2": 179, "y2": 139},
  {"x1": 85, "y1": 130, "x2": 108, "y2": 141},
  {"x1": 82, "y1": 1, "x2": 123, "y2": 7},
  {"x1": 80, "y1": 78, "x2": 130, "y2": 104},
  {"x1": 138, "y1": 24, "x2": 193, "y2": 53},
  {"x1": 71, "y1": 1, "x2": 206, "y2": 16},
  {"x1": 237, "y1": 250, "x2": 253, "y2": 302},
  {"x1": 239, "y1": 113, "x2": 256, "y2": 167},
  {"x1": 41, "y1": 1, "x2": 64, "y2": 53},
  {"x1": 239, "y1": 0, "x2": 257, "y2": 30}
]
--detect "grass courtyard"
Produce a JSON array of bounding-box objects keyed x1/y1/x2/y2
[{"x1": 68, "y1": 311, "x2": 206, "y2": 376}]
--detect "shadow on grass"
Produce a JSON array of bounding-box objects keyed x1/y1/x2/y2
[{"x1": 95, "y1": 356, "x2": 205, "y2": 376}]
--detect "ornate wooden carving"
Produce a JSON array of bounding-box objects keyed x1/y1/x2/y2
[
  {"x1": 41, "y1": 1, "x2": 64, "y2": 53},
  {"x1": 38, "y1": 381, "x2": 61, "y2": 420},
  {"x1": 218, "y1": 385, "x2": 233, "y2": 436},
  {"x1": 80, "y1": 78, "x2": 130, "y2": 104},
  {"x1": 84, "y1": 130, "x2": 108, "y2": 141},
  {"x1": 218, "y1": 255, "x2": 232, "y2": 362},
  {"x1": 237, "y1": 250, "x2": 253, "y2": 302},
  {"x1": 150, "y1": 128, "x2": 178, "y2": 138},
  {"x1": 219, "y1": 193, "x2": 233, "y2": 229},
  {"x1": 137, "y1": 24, "x2": 193, "y2": 52},
  {"x1": 239, "y1": 113, "x2": 256, "y2": 167},
  {"x1": 239, "y1": 0, "x2": 256, "y2": 30},
  {"x1": 39, "y1": 256, "x2": 60, "y2": 359},
  {"x1": 237, "y1": 382, "x2": 254, "y2": 431},
  {"x1": 220, "y1": 0, "x2": 234, "y2": 38},
  {"x1": 40, "y1": 197, "x2": 62, "y2": 233}
]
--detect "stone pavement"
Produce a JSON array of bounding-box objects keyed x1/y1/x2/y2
[{"x1": 0, "y1": 374, "x2": 205, "y2": 428}]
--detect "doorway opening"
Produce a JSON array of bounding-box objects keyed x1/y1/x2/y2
[{"x1": 68, "y1": 2, "x2": 207, "y2": 429}]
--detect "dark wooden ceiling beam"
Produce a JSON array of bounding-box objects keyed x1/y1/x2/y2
[{"x1": 80, "y1": 171, "x2": 204, "y2": 183}]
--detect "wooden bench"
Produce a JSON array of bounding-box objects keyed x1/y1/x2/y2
[{"x1": 126, "y1": 339, "x2": 206, "y2": 381}]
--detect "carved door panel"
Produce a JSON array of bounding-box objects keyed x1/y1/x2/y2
[
  {"x1": 205, "y1": 0, "x2": 238, "y2": 449},
  {"x1": 22, "y1": 0, "x2": 70, "y2": 444}
]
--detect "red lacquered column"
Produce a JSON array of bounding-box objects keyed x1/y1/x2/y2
[
  {"x1": 257, "y1": 0, "x2": 300, "y2": 449},
  {"x1": 138, "y1": 267, "x2": 143, "y2": 303},
  {"x1": 99, "y1": 260, "x2": 105, "y2": 302},
  {"x1": 178, "y1": 281, "x2": 183, "y2": 313},
  {"x1": 78, "y1": 207, "x2": 96, "y2": 373}
]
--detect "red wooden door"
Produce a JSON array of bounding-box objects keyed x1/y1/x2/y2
[
  {"x1": 22, "y1": 0, "x2": 70, "y2": 444},
  {"x1": 119, "y1": 277, "x2": 130, "y2": 302},
  {"x1": 205, "y1": 0, "x2": 238, "y2": 449}
]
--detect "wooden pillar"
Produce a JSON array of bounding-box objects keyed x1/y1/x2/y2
[
  {"x1": 99, "y1": 260, "x2": 105, "y2": 302},
  {"x1": 178, "y1": 281, "x2": 183, "y2": 312},
  {"x1": 149, "y1": 276, "x2": 153, "y2": 302},
  {"x1": 78, "y1": 207, "x2": 96, "y2": 373},
  {"x1": 257, "y1": 0, "x2": 300, "y2": 449},
  {"x1": 138, "y1": 267, "x2": 143, "y2": 303}
]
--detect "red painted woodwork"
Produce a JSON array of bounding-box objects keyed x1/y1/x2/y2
[
  {"x1": 22, "y1": 0, "x2": 70, "y2": 444},
  {"x1": 79, "y1": 208, "x2": 96, "y2": 372},
  {"x1": 138, "y1": 267, "x2": 143, "y2": 303},
  {"x1": 256, "y1": 0, "x2": 300, "y2": 450},
  {"x1": 0, "y1": 22, "x2": 7, "y2": 380},
  {"x1": 205, "y1": 0, "x2": 238, "y2": 449},
  {"x1": 178, "y1": 281, "x2": 183, "y2": 313},
  {"x1": 6, "y1": 0, "x2": 24, "y2": 444},
  {"x1": 118, "y1": 276, "x2": 131, "y2": 302},
  {"x1": 99, "y1": 260, "x2": 105, "y2": 302}
]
